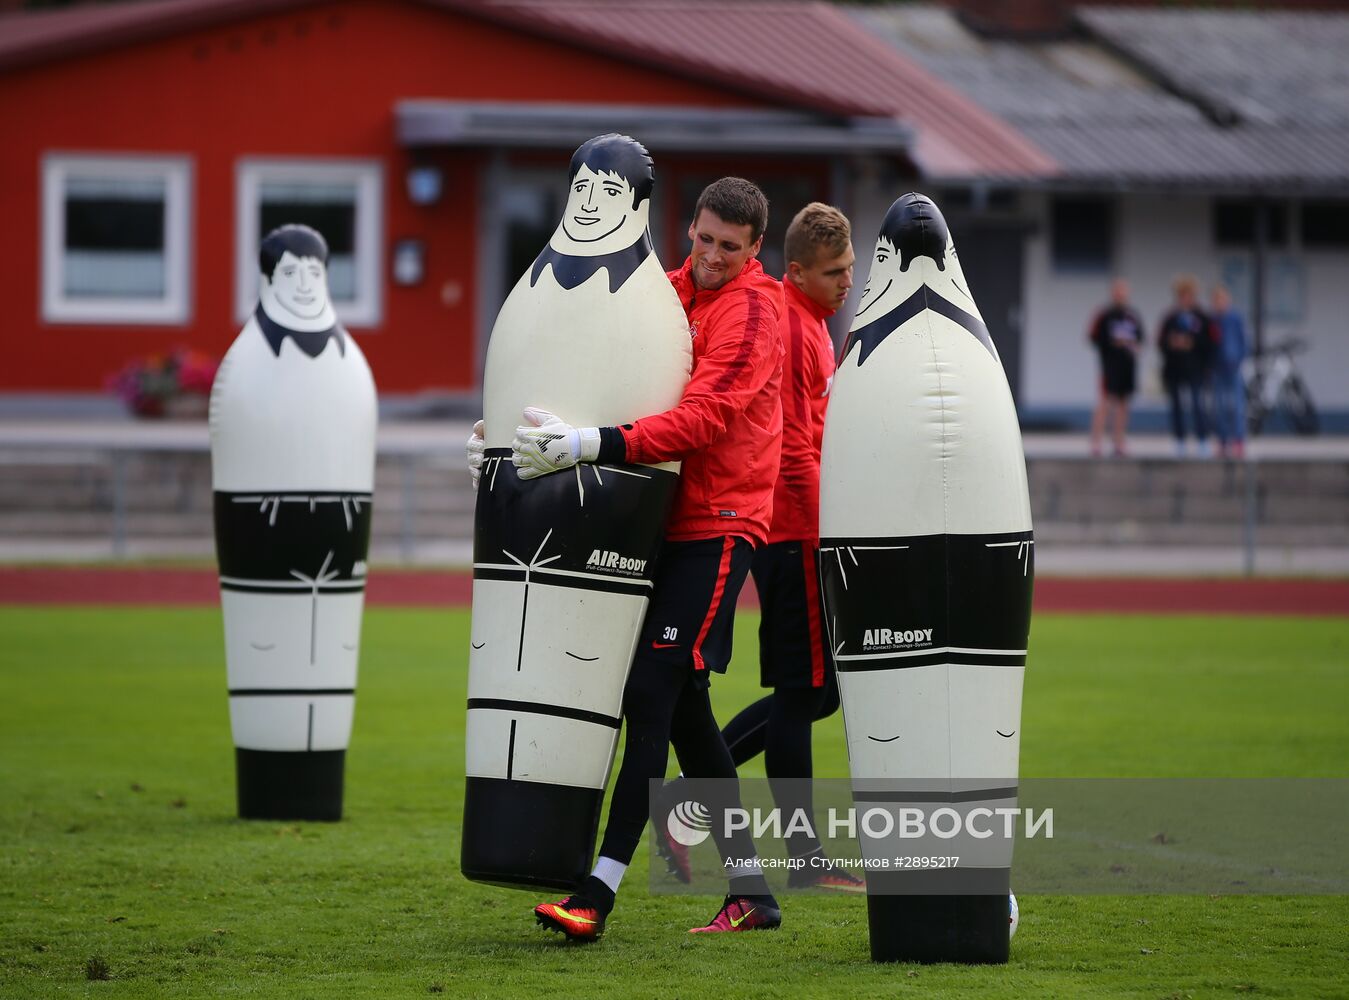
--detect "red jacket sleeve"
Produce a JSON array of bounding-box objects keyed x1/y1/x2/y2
[
  {"x1": 775, "y1": 309, "x2": 819, "y2": 490},
  {"x1": 621, "y1": 286, "x2": 781, "y2": 464}
]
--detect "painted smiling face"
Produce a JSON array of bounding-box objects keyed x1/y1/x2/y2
[
  {"x1": 268, "y1": 251, "x2": 329, "y2": 321},
  {"x1": 851, "y1": 193, "x2": 980, "y2": 330},
  {"x1": 852, "y1": 237, "x2": 904, "y2": 324},
  {"x1": 558, "y1": 166, "x2": 642, "y2": 251},
  {"x1": 259, "y1": 248, "x2": 339, "y2": 336}
]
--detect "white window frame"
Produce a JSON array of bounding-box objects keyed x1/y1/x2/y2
[
  {"x1": 41, "y1": 153, "x2": 193, "y2": 325},
  {"x1": 234, "y1": 158, "x2": 384, "y2": 328}
]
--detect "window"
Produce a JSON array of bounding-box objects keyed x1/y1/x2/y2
[
  {"x1": 1219, "y1": 254, "x2": 1305, "y2": 323},
  {"x1": 1212, "y1": 200, "x2": 1288, "y2": 247},
  {"x1": 235, "y1": 159, "x2": 383, "y2": 327},
  {"x1": 1050, "y1": 196, "x2": 1113, "y2": 273},
  {"x1": 41, "y1": 155, "x2": 192, "y2": 324},
  {"x1": 934, "y1": 187, "x2": 1018, "y2": 213},
  {"x1": 1300, "y1": 201, "x2": 1349, "y2": 248}
]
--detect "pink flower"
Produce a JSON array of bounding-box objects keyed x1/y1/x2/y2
[{"x1": 106, "y1": 348, "x2": 219, "y2": 417}]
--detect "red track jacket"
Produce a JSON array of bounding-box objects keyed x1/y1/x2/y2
[
  {"x1": 617, "y1": 256, "x2": 784, "y2": 545},
  {"x1": 767, "y1": 279, "x2": 837, "y2": 544}
]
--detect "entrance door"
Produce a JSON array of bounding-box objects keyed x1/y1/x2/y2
[
  {"x1": 947, "y1": 221, "x2": 1026, "y2": 407},
  {"x1": 475, "y1": 162, "x2": 565, "y2": 381},
  {"x1": 499, "y1": 168, "x2": 564, "y2": 302}
]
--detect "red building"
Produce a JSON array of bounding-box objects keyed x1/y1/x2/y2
[{"x1": 0, "y1": 0, "x2": 1048, "y2": 411}]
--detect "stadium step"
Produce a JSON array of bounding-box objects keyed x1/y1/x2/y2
[{"x1": 0, "y1": 431, "x2": 1345, "y2": 562}]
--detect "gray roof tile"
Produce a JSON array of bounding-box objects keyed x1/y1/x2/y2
[{"x1": 848, "y1": 3, "x2": 1349, "y2": 189}]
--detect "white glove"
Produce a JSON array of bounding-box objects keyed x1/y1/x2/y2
[
  {"x1": 466, "y1": 419, "x2": 485, "y2": 492},
  {"x1": 511, "y1": 406, "x2": 601, "y2": 480}
]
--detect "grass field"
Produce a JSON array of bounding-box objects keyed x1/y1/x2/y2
[{"x1": 1, "y1": 606, "x2": 1346, "y2": 999}]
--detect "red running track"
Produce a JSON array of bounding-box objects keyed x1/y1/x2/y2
[{"x1": 0, "y1": 567, "x2": 1346, "y2": 616}]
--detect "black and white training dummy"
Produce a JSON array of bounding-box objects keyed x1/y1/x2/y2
[
  {"x1": 462, "y1": 134, "x2": 691, "y2": 890},
  {"x1": 209, "y1": 223, "x2": 377, "y2": 821},
  {"x1": 819, "y1": 194, "x2": 1031, "y2": 963}
]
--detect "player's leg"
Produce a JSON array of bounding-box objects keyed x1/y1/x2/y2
[
  {"x1": 712, "y1": 549, "x2": 790, "y2": 767},
  {"x1": 718, "y1": 696, "x2": 772, "y2": 767},
  {"x1": 534, "y1": 654, "x2": 684, "y2": 941},
  {"x1": 742, "y1": 541, "x2": 825, "y2": 858},
  {"x1": 661, "y1": 538, "x2": 782, "y2": 933},
  {"x1": 815, "y1": 664, "x2": 840, "y2": 721},
  {"x1": 765, "y1": 685, "x2": 827, "y2": 855},
  {"x1": 652, "y1": 687, "x2": 769, "y2": 884},
  {"x1": 535, "y1": 538, "x2": 742, "y2": 940},
  {"x1": 662, "y1": 662, "x2": 840, "y2": 880},
  {"x1": 647, "y1": 537, "x2": 757, "y2": 880},
  {"x1": 671, "y1": 682, "x2": 782, "y2": 933},
  {"x1": 670, "y1": 683, "x2": 771, "y2": 890},
  {"x1": 756, "y1": 542, "x2": 862, "y2": 890}
]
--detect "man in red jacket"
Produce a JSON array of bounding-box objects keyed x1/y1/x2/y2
[
  {"x1": 649, "y1": 203, "x2": 862, "y2": 891},
  {"x1": 718, "y1": 202, "x2": 861, "y2": 890},
  {"x1": 512, "y1": 177, "x2": 786, "y2": 941}
]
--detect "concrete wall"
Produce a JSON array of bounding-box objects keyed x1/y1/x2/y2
[{"x1": 1300, "y1": 248, "x2": 1349, "y2": 411}]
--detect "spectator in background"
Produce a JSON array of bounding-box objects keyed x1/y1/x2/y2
[
  {"x1": 1087, "y1": 277, "x2": 1145, "y2": 458},
  {"x1": 1158, "y1": 274, "x2": 1212, "y2": 458},
  {"x1": 1208, "y1": 284, "x2": 1249, "y2": 459}
]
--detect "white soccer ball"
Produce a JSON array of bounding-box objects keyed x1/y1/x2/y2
[{"x1": 1008, "y1": 891, "x2": 1019, "y2": 940}]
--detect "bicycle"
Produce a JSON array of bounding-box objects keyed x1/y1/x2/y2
[{"x1": 1244, "y1": 337, "x2": 1320, "y2": 436}]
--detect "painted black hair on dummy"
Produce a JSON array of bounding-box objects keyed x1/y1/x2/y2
[
  {"x1": 568, "y1": 134, "x2": 655, "y2": 208},
  {"x1": 259, "y1": 224, "x2": 329, "y2": 278},
  {"x1": 876, "y1": 193, "x2": 949, "y2": 272}
]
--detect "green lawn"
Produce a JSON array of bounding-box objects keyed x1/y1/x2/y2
[{"x1": 1, "y1": 607, "x2": 1345, "y2": 999}]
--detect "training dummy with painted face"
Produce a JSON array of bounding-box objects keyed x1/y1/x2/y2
[
  {"x1": 461, "y1": 135, "x2": 691, "y2": 891},
  {"x1": 820, "y1": 193, "x2": 1031, "y2": 964},
  {"x1": 209, "y1": 223, "x2": 377, "y2": 821}
]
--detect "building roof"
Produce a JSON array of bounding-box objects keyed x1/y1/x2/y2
[
  {"x1": 454, "y1": 0, "x2": 1057, "y2": 181},
  {"x1": 0, "y1": 0, "x2": 1057, "y2": 182},
  {"x1": 1078, "y1": 6, "x2": 1349, "y2": 130},
  {"x1": 848, "y1": 3, "x2": 1349, "y2": 192},
  {"x1": 0, "y1": 0, "x2": 315, "y2": 70},
  {"x1": 396, "y1": 101, "x2": 914, "y2": 157}
]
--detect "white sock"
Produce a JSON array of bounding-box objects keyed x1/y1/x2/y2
[{"x1": 591, "y1": 856, "x2": 628, "y2": 894}]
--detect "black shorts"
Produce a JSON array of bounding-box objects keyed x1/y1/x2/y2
[
  {"x1": 751, "y1": 539, "x2": 831, "y2": 689},
  {"x1": 1101, "y1": 356, "x2": 1136, "y2": 398},
  {"x1": 634, "y1": 536, "x2": 753, "y2": 688}
]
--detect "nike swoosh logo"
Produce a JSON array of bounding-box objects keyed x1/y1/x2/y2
[
  {"x1": 546, "y1": 906, "x2": 595, "y2": 925},
  {"x1": 651, "y1": 642, "x2": 679, "y2": 649},
  {"x1": 729, "y1": 907, "x2": 755, "y2": 928}
]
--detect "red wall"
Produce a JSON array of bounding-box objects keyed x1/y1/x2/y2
[{"x1": 0, "y1": 0, "x2": 765, "y2": 395}]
